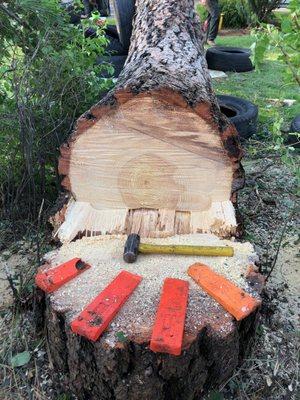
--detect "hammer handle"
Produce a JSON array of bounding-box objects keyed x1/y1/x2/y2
[{"x1": 138, "y1": 244, "x2": 234, "y2": 257}]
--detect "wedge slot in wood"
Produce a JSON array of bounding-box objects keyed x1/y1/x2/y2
[
  {"x1": 71, "y1": 270, "x2": 142, "y2": 341},
  {"x1": 35, "y1": 258, "x2": 91, "y2": 293},
  {"x1": 150, "y1": 278, "x2": 189, "y2": 356},
  {"x1": 188, "y1": 263, "x2": 261, "y2": 321}
]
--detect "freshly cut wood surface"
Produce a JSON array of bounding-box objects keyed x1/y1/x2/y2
[
  {"x1": 56, "y1": 93, "x2": 240, "y2": 242},
  {"x1": 60, "y1": 95, "x2": 233, "y2": 211}
]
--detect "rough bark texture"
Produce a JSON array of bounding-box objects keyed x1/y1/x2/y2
[
  {"x1": 54, "y1": 0, "x2": 244, "y2": 242},
  {"x1": 44, "y1": 268, "x2": 263, "y2": 400}
]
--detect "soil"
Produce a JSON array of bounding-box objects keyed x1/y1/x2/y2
[
  {"x1": 0, "y1": 156, "x2": 299, "y2": 400},
  {"x1": 0, "y1": 242, "x2": 37, "y2": 311}
]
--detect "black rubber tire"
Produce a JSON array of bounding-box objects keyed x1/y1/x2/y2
[
  {"x1": 288, "y1": 115, "x2": 300, "y2": 148},
  {"x1": 84, "y1": 27, "x2": 127, "y2": 55},
  {"x1": 290, "y1": 115, "x2": 300, "y2": 133},
  {"x1": 110, "y1": 54, "x2": 127, "y2": 77},
  {"x1": 112, "y1": 0, "x2": 135, "y2": 51},
  {"x1": 106, "y1": 34, "x2": 128, "y2": 56},
  {"x1": 217, "y1": 95, "x2": 258, "y2": 139},
  {"x1": 106, "y1": 25, "x2": 119, "y2": 40},
  {"x1": 84, "y1": 27, "x2": 97, "y2": 38},
  {"x1": 99, "y1": 0, "x2": 110, "y2": 16},
  {"x1": 206, "y1": 46, "x2": 254, "y2": 72},
  {"x1": 69, "y1": 12, "x2": 81, "y2": 25}
]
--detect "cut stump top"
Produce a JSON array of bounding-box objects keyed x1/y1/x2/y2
[{"x1": 43, "y1": 233, "x2": 260, "y2": 350}]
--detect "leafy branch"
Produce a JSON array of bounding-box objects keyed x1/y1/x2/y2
[{"x1": 251, "y1": 0, "x2": 300, "y2": 86}]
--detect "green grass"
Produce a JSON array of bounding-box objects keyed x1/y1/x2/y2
[
  {"x1": 211, "y1": 35, "x2": 300, "y2": 134},
  {"x1": 215, "y1": 35, "x2": 254, "y2": 47}
]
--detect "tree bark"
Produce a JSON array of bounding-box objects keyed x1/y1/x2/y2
[{"x1": 46, "y1": 308, "x2": 259, "y2": 400}]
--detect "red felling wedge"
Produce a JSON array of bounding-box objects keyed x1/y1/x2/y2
[
  {"x1": 35, "y1": 258, "x2": 91, "y2": 293},
  {"x1": 188, "y1": 263, "x2": 261, "y2": 321},
  {"x1": 71, "y1": 270, "x2": 142, "y2": 341},
  {"x1": 150, "y1": 278, "x2": 189, "y2": 356}
]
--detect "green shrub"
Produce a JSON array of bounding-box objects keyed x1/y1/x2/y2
[
  {"x1": 220, "y1": 0, "x2": 254, "y2": 28},
  {"x1": 0, "y1": 0, "x2": 113, "y2": 223},
  {"x1": 251, "y1": 0, "x2": 300, "y2": 185},
  {"x1": 248, "y1": 0, "x2": 282, "y2": 22},
  {"x1": 196, "y1": 0, "x2": 255, "y2": 29},
  {"x1": 252, "y1": 0, "x2": 300, "y2": 86}
]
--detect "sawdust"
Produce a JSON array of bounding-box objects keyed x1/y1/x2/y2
[{"x1": 44, "y1": 233, "x2": 259, "y2": 347}]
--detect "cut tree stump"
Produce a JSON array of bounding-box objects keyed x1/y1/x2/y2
[
  {"x1": 41, "y1": 234, "x2": 263, "y2": 400},
  {"x1": 53, "y1": 0, "x2": 244, "y2": 243}
]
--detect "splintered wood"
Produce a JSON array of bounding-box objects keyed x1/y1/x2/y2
[
  {"x1": 56, "y1": 94, "x2": 238, "y2": 242},
  {"x1": 56, "y1": 199, "x2": 236, "y2": 242}
]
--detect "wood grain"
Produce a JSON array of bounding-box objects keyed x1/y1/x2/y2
[{"x1": 66, "y1": 96, "x2": 233, "y2": 212}]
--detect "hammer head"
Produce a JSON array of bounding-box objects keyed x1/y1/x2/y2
[{"x1": 123, "y1": 234, "x2": 140, "y2": 263}]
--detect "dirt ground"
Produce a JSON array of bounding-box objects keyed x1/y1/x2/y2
[{"x1": 0, "y1": 156, "x2": 299, "y2": 400}]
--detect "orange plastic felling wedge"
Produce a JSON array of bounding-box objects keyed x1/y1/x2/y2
[
  {"x1": 35, "y1": 258, "x2": 91, "y2": 293},
  {"x1": 150, "y1": 278, "x2": 189, "y2": 356},
  {"x1": 71, "y1": 270, "x2": 142, "y2": 342},
  {"x1": 188, "y1": 263, "x2": 261, "y2": 321}
]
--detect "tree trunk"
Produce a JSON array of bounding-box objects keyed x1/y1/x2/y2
[{"x1": 54, "y1": 0, "x2": 244, "y2": 243}]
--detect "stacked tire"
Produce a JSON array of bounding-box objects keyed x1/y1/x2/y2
[
  {"x1": 105, "y1": 24, "x2": 128, "y2": 78},
  {"x1": 206, "y1": 47, "x2": 254, "y2": 73},
  {"x1": 217, "y1": 95, "x2": 258, "y2": 139}
]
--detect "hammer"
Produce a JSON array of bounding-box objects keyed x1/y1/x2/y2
[{"x1": 123, "y1": 234, "x2": 234, "y2": 263}]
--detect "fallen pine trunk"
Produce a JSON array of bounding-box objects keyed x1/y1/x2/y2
[{"x1": 53, "y1": 0, "x2": 244, "y2": 243}]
